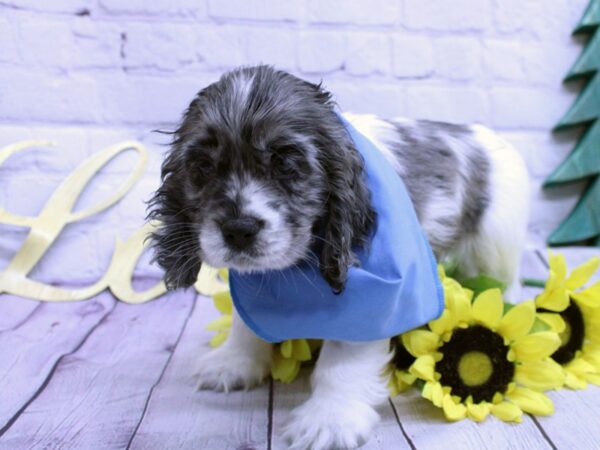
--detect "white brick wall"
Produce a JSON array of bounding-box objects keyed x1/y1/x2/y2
[{"x1": 0, "y1": 0, "x2": 590, "y2": 283}]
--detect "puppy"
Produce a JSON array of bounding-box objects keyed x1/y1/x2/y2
[{"x1": 148, "y1": 65, "x2": 529, "y2": 449}]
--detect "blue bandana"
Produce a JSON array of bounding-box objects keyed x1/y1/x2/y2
[{"x1": 229, "y1": 115, "x2": 444, "y2": 343}]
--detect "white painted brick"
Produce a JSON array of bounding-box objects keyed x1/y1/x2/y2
[
  {"x1": 490, "y1": 88, "x2": 569, "y2": 129},
  {"x1": 499, "y1": 130, "x2": 576, "y2": 179},
  {"x1": 71, "y1": 19, "x2": 122, "y2": 69},
  {"x1": 0, "y1": 18, "x2": 19, "y2": 64},
  {"x1": 483, "y1": 40, "x2": 525, "y2": 81},
  {"x1": 208, "y1": 0, "x2": 303, "y2": 21},
  {"x1": 493, "y1": 0, "x2": 539, "y2": 34},
  {"x1": 246, "y1": 28, "x2": 297, "y2": 70},
  {"x1": 97, "y1": 74, "x2": 211, "y2": 124},
  {"x1": 528, "y1": 177, "x2": 584, "y2": 243},
  {"x1": 0, "y1": 70, "x2": 102, "y2": 123},
  {"x1": 2, "y1": 174, "x2": 63, "y2": 217},
  {"x1": 521, "y1": 43, "x2": 578, "y2": 87},
  {"x1": 123, "y1": 23, "x2": 196, "y2": 71},
  {"x1": 298, "y1": 31, "x2": 345, "y2": 74},
  {"x1": 18, "y1": 18, "x2": 74, "y2": 68},
  {"x1": 1, "y1": 0, "x2": 89, "y2": 14},
  {"x1": 29, "y1": 127, "x2": 89, "y2": 173},
  {"x1": 346, "y1": 33, "x2": 391, "y2": 76},
  {"x1": 99, "y1": 0, "x2": 206, "y2": 17},
  {"x1": 307, "y1": 0, "x2": 399, "y2": 25},
  {"x1": 196, "y1": 26, "x2": 246, "y2": 69},
  {"x1": 528, "y1": 0, "x2": 589, "y2": 42},
  {"x1": 405, "y1": 86, "x2": 488, "y2": 123},
  {"x1": 392, "y1": 35, "x2": 434, "y2": 78},
  {"x1": 404, "y1": 0, "x2": 491, "y2": 31},
  {"x1": 326, "y1": 81, "x2": 405, "y2": 118},
  {"x1": 434, "y1": 37, "x2": 481, "y2": 80}
]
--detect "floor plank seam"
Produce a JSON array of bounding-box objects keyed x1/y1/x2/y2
[
  {"x1": 529, "y1": 415, "x2": 558, "y2": 450},
  {"x1": 0, "y1": 299, "x2": 118, "y2": 437},
  {"x1": 267, "y1": 378, "x2": 274, "y2": 450},
  {"x1": 0, "y1": 302, "x2": 43, "y2": 333},
  {"x1": 388, "y1": 398, "x2": 417, "y2": 450},
  {"x1": 125, "y1": 297, "x2": 197, "y2": 450}
]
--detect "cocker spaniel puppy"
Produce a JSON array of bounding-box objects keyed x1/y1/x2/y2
[{"x1": 148, "y1": 65, "x2": 529, "y2": 450}]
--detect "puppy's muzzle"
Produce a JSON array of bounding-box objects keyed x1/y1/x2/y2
[{"x1": 221, "y1": 216, "x2": 264, "y2": 251}]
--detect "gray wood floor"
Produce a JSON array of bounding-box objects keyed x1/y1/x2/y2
[{"x1": 1, "y1": 248, "x2": 599, "y2": 450}]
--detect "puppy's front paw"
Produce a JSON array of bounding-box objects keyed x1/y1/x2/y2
[
  {"x1": 195, "y1": 346, "x2": 271, "y2": 392},
  {"x1": 281, "y1": 398, "x2": 379, "y2": 450}
]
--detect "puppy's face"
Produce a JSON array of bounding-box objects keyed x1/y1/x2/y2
[
  {"x1": 183, "y1": 105, "x2": 325, "y2": 273},
  {"x1": 149, "y1": 66, "x2": 374, "y2": 292}
]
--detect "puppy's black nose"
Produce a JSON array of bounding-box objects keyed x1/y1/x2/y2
[{"x1": 221, "y1": 217, "x2": 263, "y2": 251}]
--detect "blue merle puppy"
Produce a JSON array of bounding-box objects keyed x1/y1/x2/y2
[{"x1": 148, "y1": 65, "x2": 529, "y2": 450}]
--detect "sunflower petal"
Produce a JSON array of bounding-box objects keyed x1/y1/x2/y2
[
  {"x1": 205, "y1": 315, "x2": 233, "y2": 332},
  {"x1": 212, "y1": 291, "x2": 233, "y2": 315},
  {"x1": 537, "y1": 313, "x2": 566, "y2": 333},
  {"x1": 429, "y1": 310, "x2": 455, "y2": 336},
  {"x1": 471, "y1": 289, "x2": 504, "y2": 329},
  {"x1": 564, "y1": 370, "x2": 587, "y2": 390},
  {"x1": 280, "y1": 340, "x2": 293, "y2": 358},
  {"x1": 565, "y1": 257, "x2": 600, "y2": 291},
  {"x1": 571, "y1": 281, "x2": 600, "y2": 308},
  {"x1": 565, "y1": 358, "x2": 596, "y2": 377},
  {"x1": 491, "y1": 402, "x2": 522, "y2": 422},
  {"x1": 466, "y1": 402, "x2": 490, "y2": 422},
  {"x1": 507, "y1": 387, "x2": 554, "y2": 416},
  {"x1": 271, "y1": 356, "x2": 301, "y2": 384},
  {"x1": 445, "y1": 280, "x2": 472, "y2": 325},
  {"x1": 585, "y1": 372, "x2": 600, "y2": 386},
  {"x1": 512, "y1": 332, "x2": 561, "y2": 361},
  {"x1": 410, "y1": 355, "x2": 436, "y2": 381},
  {"x1": 209, "y1": 331, "x2": 229, "y2": 348},
  {"x1": 497, "y1": 301, "x2": 535, "y2": 341},
  {"x1": 402, "y1": 330, "x2": 440, "y2": 357},
  {"x1": 442, "y1": 394, "x2": 467, "y2": 421},
  {"x1": 423, "y1": 381, "x2": 444, "y2": 407},
  {"x1": 291, "y1": 339, "x2": 313, "y2": 361},
  {"x1": 536, "y1": 285, "x2": 569, "y2": 312},
  {"x1": 515, "y1": 359, "x2": 565, "y2": 390},
  {"x1": 548, "y1": 252, "x2": 567, "y2": 284}
]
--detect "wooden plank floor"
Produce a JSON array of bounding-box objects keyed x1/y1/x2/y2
[{"x1": 1, "y1": 248, "x2": 599, "y2": 449}]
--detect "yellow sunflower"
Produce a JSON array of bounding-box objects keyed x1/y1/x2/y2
[
  {"x1": 388, "y1": 336, "x2": 419, "y2": 396},
  {"x1": 535, "y1": 252, "x2": 600, "y2": 389},
  {"x1": 403, "y1": 269, "x2": 564, "y2": 422},
  {"x1": 205, "y1": 269, "x2": 234, "y2": 347},
  {"x1": 272, "y1": 339, "x2": 322, "y2": 383}
]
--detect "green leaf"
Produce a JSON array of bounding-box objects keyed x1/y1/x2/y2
[{"x1": 461, "y1": 275, "x2": 506, "y2": 297}]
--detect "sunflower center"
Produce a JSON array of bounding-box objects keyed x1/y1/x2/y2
[
  {"x1": 458, "y1": 352, "x2": 493, "y2": 386},
  {"x1": 436, "y1": 325, "x2": 515, "y2": 403},
  {"x1": 551, "y1": 300, "x2": 585, "y2": 365},
  {"x1": 392, "y1": 339, "x2": 416, "y2": 371}
]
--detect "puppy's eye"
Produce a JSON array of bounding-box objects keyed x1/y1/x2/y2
[
  {"x1": 271, "y1": 153, "x2": 297, "y2": 179},
  {"x1": 189, "y1": 157, "x2": 214, "y2": 185}
]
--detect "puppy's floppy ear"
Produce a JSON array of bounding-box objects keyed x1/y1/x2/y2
[
  {"x1": 318, "y1": 113, "x2": 375, "y2": 293},
  {"x1": 147, "y1": 97, "x2": 205, "y2": 290}
]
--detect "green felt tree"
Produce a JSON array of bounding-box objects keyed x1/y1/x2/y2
[{"x1": 546, "y1": 0, "x2": 600, "y2": 246}]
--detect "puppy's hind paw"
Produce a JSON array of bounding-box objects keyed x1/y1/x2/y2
[
  {"x1": 281, "y1": 398, "x2": 379, "y2": 450},
  {"x1": 194, "y1": 347, "x2": 271, "y2": 393}
]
